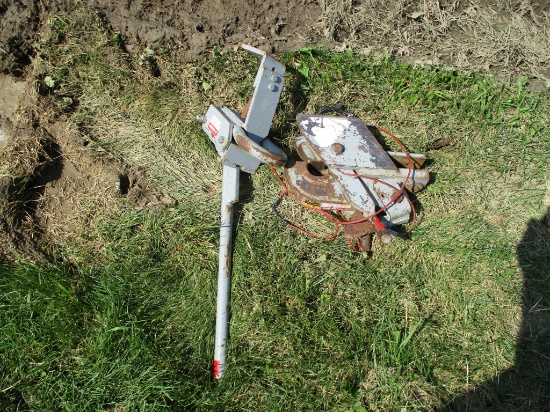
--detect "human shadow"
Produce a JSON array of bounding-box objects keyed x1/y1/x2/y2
[{"x1": 442, "y1": 207, "x2": 550, "y2": 411}]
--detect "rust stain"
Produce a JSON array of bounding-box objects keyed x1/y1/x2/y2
[
  {"x1": 359, "y1": 234, "x2": 373, "y2": 252},
  {"x1": 343, "y1": 211, "x2": 376, "y2": 239},
  {"x1": 388, "y1": 152, "x2": 426, "y2": 169},
  {"x1": 241, "y1": 94, "x2": 253, "y2": 119},
  {"x1": 284, "y1": 159, "x2": 348, "y2": 207},
  {"x1": 234, "y1": 132, "x2": 286, "y2": 166}
]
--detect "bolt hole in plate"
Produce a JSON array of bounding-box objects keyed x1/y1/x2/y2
[{"x1": 306, "y1": 163, "x2": 325, "y2": 177}]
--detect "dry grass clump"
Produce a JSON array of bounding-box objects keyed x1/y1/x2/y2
[
  {"x1": 461, "y1": 5, "x2": 550, "y2": 77},
  {"x1": 318, "y1": 0, "x2": 357, "y2": 40},
  {"x1": 317, "y1": 0, "x2": 550, "y2": 83},
  {"x1": 0, "y1": 90, "x2": 128, "y2": 262},
  {"x1": 32, "y1": 121, "x2": 127, "y2": 262},
  {"x1": 0, "y1": 87, "x2": 59, "y2": 261},
  {"x1": 0, "y1": 88, "x2": 46, "y2": 179}
]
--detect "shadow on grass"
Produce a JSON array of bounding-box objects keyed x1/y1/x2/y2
[{"x1": 442, "y1": 207, "x2": 550, "y2": 411}]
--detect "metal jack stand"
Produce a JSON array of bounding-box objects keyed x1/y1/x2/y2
[
  {"x1": 197, "y1": 44, "x2": 287, "y2": 379},
  {"x1": 198, "y1": 45, "x2": 429, "y2": 378}
]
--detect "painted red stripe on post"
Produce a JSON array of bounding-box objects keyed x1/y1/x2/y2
[{"x1": 213, "y1": 360, "x2": 221, "y2": 378}]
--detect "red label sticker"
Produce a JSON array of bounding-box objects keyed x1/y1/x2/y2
[
  {"x1": 207, "y1": 115, "x2": 222, "y2": 137},
  {"x1": 207, "y1": 122, "x2": 219, "y2": 137}
]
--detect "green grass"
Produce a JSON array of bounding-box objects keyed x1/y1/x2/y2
[{"x1": 1, "y1": 6, "x2": 549, "y2": 411}]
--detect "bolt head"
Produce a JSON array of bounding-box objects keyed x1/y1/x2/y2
[
  {"x1": 268, "y1": 84, "x2": 276, "y2": 91},
  {"x1": 331, "y1": 143, "x2": 344, "y2": 155}
]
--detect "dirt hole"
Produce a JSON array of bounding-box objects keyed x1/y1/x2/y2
[{"x1": 119, "y1": 174, "x2": 131, "y2": 195}]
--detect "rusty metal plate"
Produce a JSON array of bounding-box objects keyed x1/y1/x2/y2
[
  {"x1": 296, "y1": 114, "x2": 397, "y2": 170},
  {"x1": 234, "y1": 131, "x2": 286, "y2": 167},
  {"x1": 284, "y1": 159, "x2": 351, "y2": 210}
]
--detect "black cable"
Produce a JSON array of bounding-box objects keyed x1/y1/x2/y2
[
  {"x1": 315, "y1": 103, "x2": 355, "y2": 117},
  {"x1": 271, "y1": 194, "x2": 292, "y2": 227}
]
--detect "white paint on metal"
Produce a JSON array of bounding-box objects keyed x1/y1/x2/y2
[
  {"x1": 298, "y1": 116, "x2": 397, "y2": 169},
  {"x1": 307, "y1": 116, "x2": 350, "y2": 147}
]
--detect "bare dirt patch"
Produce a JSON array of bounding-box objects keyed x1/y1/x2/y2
[
  {"x1": 0, "y1": 0, "x2": 40, "y2": 76},
  {"x1": 0, "y1": 82, "x2": 170, "y2": 262},
  {"x1": 0, "y1": 75, "x2": 25, "y2": 119},
  {"x1": 4, "y1": 1, "x2": 549, "y2": 82},
  {"x1": 93, "y1": 0, "x2": 550, "y2": 85},
  {"x1": 96, "y1": 0, "x2": 322, "y2": 57}
]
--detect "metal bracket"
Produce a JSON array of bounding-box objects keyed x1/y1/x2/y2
[{"x1": 198, "y1": 44, "x2": 287, "y2": 174}]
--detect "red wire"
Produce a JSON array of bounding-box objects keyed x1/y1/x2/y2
[
  {"x1": 339, "y1": 173, "x2": 417, "y2": 233},
  {"x1": 329, "y1": 126, "x2": 415, "y2": 225},
  {"x1": 346, "y1": 237, "x2": 361, "y2": 252}
]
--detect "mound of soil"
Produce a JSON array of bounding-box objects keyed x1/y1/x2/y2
[
  {"x1": 0, "y1": 77, "x2": 173, "y2": 262},
  {"x1": 2, "y1": 0, "x2": 323, "y2": 75},
  {"x1": 97, "y1": 0, "x2": 322, "y2": 58},
  {"x1": 0, "y1": 0, "x2": 40, "y2": 76}
]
